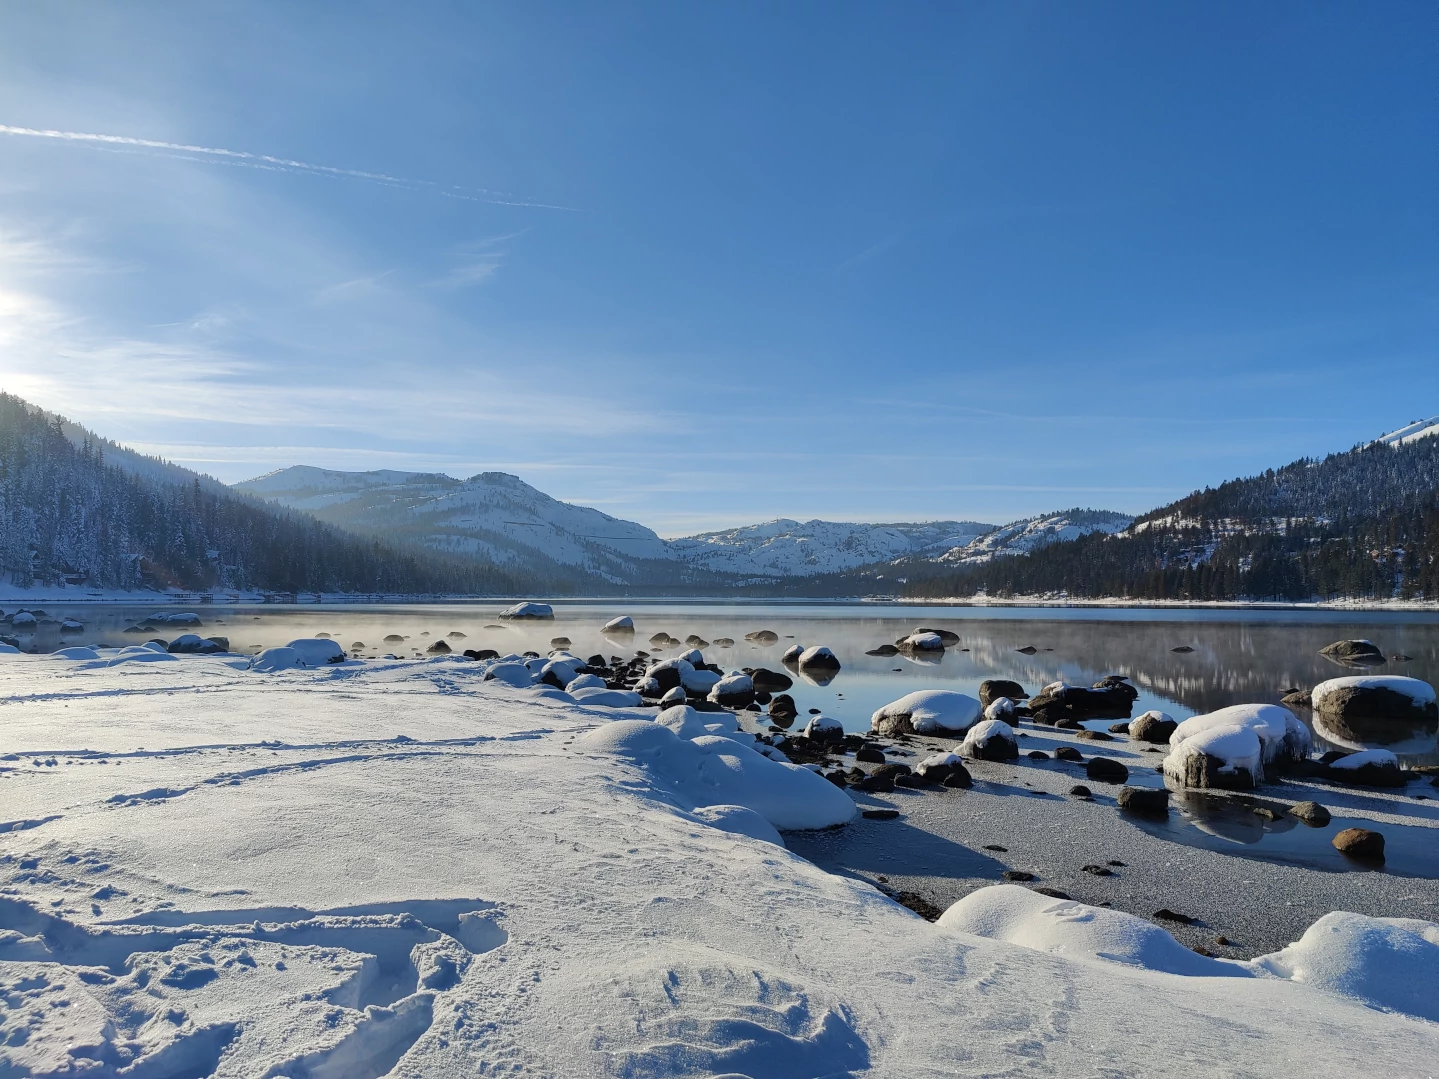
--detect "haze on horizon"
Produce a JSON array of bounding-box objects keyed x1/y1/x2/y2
[{"x1": 0, "y1": 1, "x2": 1433, "y2": 536}]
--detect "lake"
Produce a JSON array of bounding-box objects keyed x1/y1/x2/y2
[{"x1": 13, "y1": 599, "x2": 1437, "y2": 763}]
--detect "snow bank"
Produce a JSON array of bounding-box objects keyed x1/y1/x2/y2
[
  {"x1": 872, "y1": 690, "x2": 981, "y2": 736},
  {"x1": 499, "y1": 602, "x2": 554, "y2": 619},
  {"x1": 1249, "y1": 912, "x2": 1439, "y2": 1022},
  {"x1": 689, "y1": 804, "x2": 785, "y2": 848},
  {"x1": 249, "y1": 647, "x2": 304, "y2": 673},
  {"x1": 285, "y1": 638, "x2": 346, "y2": 665},
  {"x1": 570, "y1": 686, "x2": 643, "y2": 708},
  {"x1": 108, "y1": 646, "x2": 178, "y2": 666},
  {"x1": 566, "y1": 673, "x2": 606, "y2": 691},
  {"x1": 49, "y1": 646, "x2": 100, "y2": 660},
  {"x1": 484, "y1": 662, "x2": 534, "y2": 687},
  {"x1": 575, "y1": 719, "x2": 855, "y2": 830},
  {"x1": 938, "y1": 885, "x2": 1247, "y2": 978}
]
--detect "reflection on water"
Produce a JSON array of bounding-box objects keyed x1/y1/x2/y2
[{"x1": 6, "y1": 600, "x2": 1437, "y2": 763}]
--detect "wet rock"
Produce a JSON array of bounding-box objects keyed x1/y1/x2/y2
[
  {"x1": 1169, "y1": 751, "x2": 1255, "y2": 791},
  {"x1": 1312, "y1": 676, "x2": 1438, "y2": 729},
  {"x1": 1280, "y1": 689, "x2": 1312, "y2": 709},
  {"x1": 1117, "y1": 786, "x2": 1168, "y2": 816},
  {"x1": 1170, "y1": 645, "x2": 1194, "y2": 653},
  {"x1": 1288, "y1": 801, "x2": 1331, "y2": 826},
  {"x1": 1331, "y1": 828, "x2": 1385, "y2": 861},
  {"x1": 1085, "y1": 757, "x2": 1129, "y2": 784},
  {"x1": 1032, "y1": 887, "x2": 1072, "y2": 900},
  {"x1": 1129, "y1": 711, "x2": 1178, "y2": 743},
  {"x1": 862, "y1": 809, "x2": 900, "y2": 820},
  {"x1": 1002, "y1": 870, "x2": 1035, "y2": 882},
  {"x1": 866, "y1": 644, "x2": 901, "y2": 656},
  {"x1": 767, "y1": 693, "x2": 798, "y2": 725},
  {"x1": 1108, "y1": 722, "x2": 1131, "y2": 734},
  {"x1": 750, "y1": 668, "x2": 793, "y2": 693},
  {"x1": 1069, "y1": 785, "x2": 1092, "y2": 799},
  {"x1": 1054, "y1": 747, "x2": 1083, "y2": 762}
]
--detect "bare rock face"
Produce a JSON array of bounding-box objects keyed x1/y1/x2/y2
[{"x1": 1332, "y1": 827, "x2": 1385, "y2": 861}]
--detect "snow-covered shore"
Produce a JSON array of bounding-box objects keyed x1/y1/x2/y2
[{"x1": 1, "y1": 653, "x2": 1436, "y2": 1077}]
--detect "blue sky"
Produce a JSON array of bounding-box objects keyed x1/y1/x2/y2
[{"x1": 0, "y1": 1, "x2": 1433, "y2": 535}]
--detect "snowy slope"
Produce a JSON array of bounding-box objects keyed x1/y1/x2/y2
[
  {"x1": 939, "y1": 509, "x2": 1133, "y2": 565},
  {"x1": 237, "y1": 467, "x2": 678, "y2": 584},
  {"x1": 670, "y1": 518, "x2": 995, "y2": 578},
  {"x1": 0, "y1": 653, "x2": 1432, "y2": 1078},
  {"x1": 1373, "y1": 417, "x2": 1440, "y2": 446}
]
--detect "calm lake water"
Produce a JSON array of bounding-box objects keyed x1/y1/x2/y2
[{"x1": 14, "y1": 600, "x2": 1438, "y2": 763}]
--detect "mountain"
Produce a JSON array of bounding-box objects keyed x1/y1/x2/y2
[
  {"x1": 668, "y1": 519, "x2": 994, "y2": 579},
  {"x1": 937, "y1": 509, "x2": 1133, "y2": 565},
  {"x1": 0, "y1": 394, "x2": 531, "y2": 595},
  {"x1": 1373, "y1": 416, "x2": 1439, "y2": 447},
  {"x1": 234, "y1": 466, "x2": 709, "y2": 587},
  {"x1": 897, "y1": 428, "x2": 1438, "y2": 603}
]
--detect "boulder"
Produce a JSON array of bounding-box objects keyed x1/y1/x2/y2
[
  {"x1": 1117, "y1": 786, "x2": 1169, "y2": 816},
  {"x1": 1289, "y1": 801, "x2": 1331, "y2": 826},
  {"x1": 1028, "y1": 679, "x2": 1138, "y2": 725},
  {"x1": 797, "y1": 645, "x2": 841, "y2": 669},
  {"x1": 1085, "y1": 757, "x2": 1129, "y2": 784},
  {"x1": 866, "y1": 644, "x2": 901, "y2": 656},
  {"x1": 499, "y1": 602, "x2": 553, "y2": 620},
  {"x1": 959, "y1": 718, "x2": 1019, "y2": 762},
  {"x1": 750, "y1": 668, "x2": 793, "y2": 693},
  {"x1": 464, "y1": 648, "x2": 500, "y2": 661},
  {"x1": 870, "y1": 690, "x2": 981, "y2": 737},
  {"x1": 979, "y1": 680, "x2": 1027, "y2": 709},
  {"x1": 426, "y1": 639, "x2": 452, "y2": 654},
  {"x1": 897, "y1": 631, "x2": 945, "y2": 652},
  {"x1": 855, "y1": 745, "x2": 886, "y2": 765},
  {"x1": 708, "y1": 671, "x2": 755, "y2": 709},
  {"x1": 1069, "y1": 785, "x2": 1092, "y2": 799},
  {"x1": 1319, "y1": 639, "x2": 1386, "y2": 665},
  {"x1": 767, "y1": 694, "x2": 798, "y2": 725},
  {"x1": 744, "y1": 630, "x2": 780, "y2": 644},
  {"x1": 1054, "y1": 746, "x2": 1083, "y2": 763},
  {"x1": 1129, "y1": 710, "x2": 1178, "y2": 743},
  {"x1": 601, "y1": 616, "x2": 634, "y2": 633},
  {"x1": 1311, "y1": 676, "x2": 1437, "y2": 733},
  {"x1": 1321, "y1": 749, "x2": 1406, "y2": 788},
  {"x1": 1331, "y1": 828, "x2": 1385, "y2": 861},
  {"x1": 1076, "y1": 730, "x2": 1114, "y2": 742},
  {"x1": 658, "y1": 686, "x2": 688, "y2": 708},
  {"x1": 802, "y1": 714, "x2": 845, "y2": 745}
]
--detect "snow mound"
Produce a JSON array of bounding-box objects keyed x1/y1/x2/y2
[
  {"x1": 872, "y1": 690, "x2": 982, "y2": 735},
  {"x1": 108, "y1": 647, "x2": 178, "y2": 666},
  {"x1": 570, "y1": 686, "x2": 643, "y2": 708},
  {"x1": 484, "y1": 662, "x2": 534, "y2": 688},
  {"x1": 50, "y1": 646, "x2": 100, "y2": 660},
  {"x1": 249, "y1": 647, "x2": 304, "y2": 673},
  {"x1": 689, "y1": 804, "x2": 785, "y2": 847},
  {"x1": 499, "y1": 602, "x2": 554, "y2": 620},
  {"x1": 284, "y1": 638, "x2": 346, "y2": 665},
  {"x1": 565, "y1": 673, "x2": 606, "y2": 691},
  {"x1": 575, "y1": 720, "x2": 855, "y2": 830},
  {"x1": 655, "y1": 704, "x2": 713, "y2": 740},
  {"x1": 1249, "y1": 912, "x2": 1439, "y2": 1022},
  {"x1": 938, "y1": 885, "x2": 1249, "y2": 978}
]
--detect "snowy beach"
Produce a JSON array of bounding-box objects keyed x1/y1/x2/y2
[{"x1": 1, "y1": 645, "x2": 1436, "y2": 1078}]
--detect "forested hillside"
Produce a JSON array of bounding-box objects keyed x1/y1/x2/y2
[
  {"x1": 899, "y1": 437, "x2": 1438, "y2": 602},
  {"x1": 0, "y1": 394, "x2": 533, "y2": 594}
]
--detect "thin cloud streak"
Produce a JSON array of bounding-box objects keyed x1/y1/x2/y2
[{"x1": 0, "y1": 123, "x2": 580, "y2": 211}]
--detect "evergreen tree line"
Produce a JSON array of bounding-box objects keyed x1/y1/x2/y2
[
  {"x1": 898, "y1": 437, "x2": 1437, "y2": 602},
  {"x1": 0, "y1": 394, "x2": 532, "y2": 594}
]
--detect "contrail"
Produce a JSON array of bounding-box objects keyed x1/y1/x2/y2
[{"x1": 0, "y1": 123, "x2": 578, "y2": 210}]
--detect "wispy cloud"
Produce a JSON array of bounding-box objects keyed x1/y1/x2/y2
[
  {"x1": 428, "y1": 230, "x2": 528, "y2": 290},
  {"x1": 0, "y1": 123, "x2": 580, "y2": 211},
  {"x1": 833, "y1": 228, "x2": 908, "y2": 273}
]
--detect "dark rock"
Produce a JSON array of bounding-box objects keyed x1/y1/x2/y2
[
  {"x1": 464, "y1": 648, "x2": 500, "y2": 661},
  {"x1": 1108, "y1": 722, "x2": 1131, "y2": 733},
  {"x1": 979, "y1": 679, "x2": 1027, "y2": 709},
  {"x1": 824, "y1": 770, "x2": 848, "y2": 787},
  {"x1": 1068, "y1": 785, "x2": 1092, "y2": 798},
  {"x1": 855, "y1": 746, "x2": 886, "y2": 764},
  {"x1": 684, "y1": 635, "x2": 709, "y2": 648},
  {"x1": 1031, "y1": 887, "x2": 1072, "y2": 900},
  {"x1": 866, "y1": 644, "x2": 901, "y2": 656},
  {"x1": 1015, "y1": 646, "x2": 1038, "y2": 655},
  {"x1": 1028, "y1": 679, "x2": 1138, "y2": 725},
  {"x1": 1170, "y1": 751, "x2": 1255, "y2": 791},
  {"x1": 872, "y1": 763, "x2": 913, "y2": 781},
  {"x1": 1392, "y1": 653, "x2": 1413, "y2": 662},
  {"x1": 1085, "y1": 757, "x2": 1129, "y2": 784},
  {"x1": 1080, "y1": 864, "x2": 1113, "y2": 876},
  {"x1": 750, "y1": 668, "x2": 793, "y2": 693},
  {"x1": 1117, "y1": 786, "x2": 1169, "y2": 816},
  {"x1": 1054, "y1": 747, "x2": 1083, "y2": 763},
  {"x1": 1332, "y1": 828, "x2": 1385, "y2": 861},
  {"x1": 426, "y1": 640, "x2": 452, "y2": 654},
  {"x1": 1280, "y1": 690, "x2": 1312, "y2": 709},
  {"x1": 894, "y1": 891, "x2": 944, "y2": 921},
  {"x1": 983, "y1": 844, "x2": 1008, "y2": 852},
  {"x1": 550, "y1": 637, "x2": 572, "y2": 647},
  {"x1": 744, "y1": 630, "x2": 780, "y2": 644},
  {"x1": 1076, "y1": 730, "x2": 1114, "y2": 742},
  {"x1": 851, "y1": 774, "x2": 895, "y2": 793},
  {"x1": 941, "y1": 765, "x2": 973, "y2": 788},
  {"x1": 1107, "y1": 859, "x2": 1126, "y2": 866},
  {"x1": 1289, "y1": 801, "x2": 1331, "y2": 826},
  {"x1": 767, "y1": 694, "x2": 798, "y2": 725},
  {"x1": 862, "y1": 809, "x2": 900, "y2": 820},
  {"x1": 1319, "y1": 639, "x2": 1386, "y2": 664},
  {"x1": 1027, "y1": 750, "x2": 1050, "y2": 760},
  {"x1": 1002, "y1": 870, "x2": 1035, "y2": 882},
  {"x1": 1152, "y1": 909, "x2": 1195, "y2": 925},
  {"x1": 964, "y1": 726, "x2": 1018, "y2": 762},
  {"x1": 894, "y1": 773, "x2": 931, "y2": 788},
  {"x1": 1128, "y1": 712, "x2": 1179, "y2": 743},
  {"x1": 1053, "y1": 718, "x2": 1082, "y2": 730},
  {"x1": 1252, "y1": 806, "x2": 1282, "y2": 821},
  {"x1": 1170, "y1": 645, "x2": 1194, "y2": 653}
]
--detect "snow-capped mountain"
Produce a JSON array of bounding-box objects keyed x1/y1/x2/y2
[
  {"x1": 669, "y1": 518, "x2": 994, "y2": 578},
  {"x1": 1373, "y1": 417, "x2": 1439, "y2": 447},
  {"x1": 939, "y1": 509, "x2": 1133, "y2": 565},
  {"x1": 236, "y1": 467, "x2": 681, "y2": 585}
]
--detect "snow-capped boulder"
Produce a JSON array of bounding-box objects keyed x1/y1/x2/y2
[
  {"x1": 871, "y1": 690, "x2": 982, "y2": 737},
  {"x1": 1312, "y1": 676, "x2": 1437, "y2": 727},
  {"x1": 167, "y1": 633, "x2": 225, "y2": 654},
  {"x1": 979, "y1": 679, "x2": 1026, "y2": 708},
  {"x1": 483, "y1": 662, "x2": 535, "y2": 688},
  {"x1": 982, "y1": 697, "x2": 1018, "y2": 725},
  {"x1": 658, "y1": 685, "x2": 687, "y2": 707},
  {"x1": 499, "y1": 602, "x2": 554, "y2": 620},
  {"x1": 1322, "y1": 748, "x2": 1405, "y2": 788},
  {"x1": 959, "y1": 717, "x2": 1019, "y2": 761},
  {"x1": 49, "y1": 646, "x2": 100, "y2": 660},
  {"x1": 780, "y1": 644, "x2": 804, "y2": 664},
  {"x1": 601, "y1": 615, "x2": 634, "y2": 633},
  {"x1": 108, "y1": 645, "x2": 180, "y2": 666},
  {"x1": 690, "y1": 804, "x2": 785, "y2": 848},
  {"x1": 797, "y1": 646, "x2": 841, "y2": 669},
  {"x1": 914, "y1": 751, "x2": 970, "y2": 785},
  {"x1": 802, "y1": 714, "x2": 844, "y2": 744},
  {"x1": 645, "y1": 657, "x2": 695, "y2": 692},
  {"x1": 1129, "y1": 710, "x2": 1177, "y2": 743},
  {"x1": 678, "y1": 648, "x2": 705, "y2": 666},
  {"x1": 937, "y1": 885, "x2": 1248, "y2": 978},
  {"x1": 565, "y1": 673, "x2": 607, "y2": 692},
  {"x1": 60, "y1": 619, "x2": 84, "y2": 634},
  {"x1": 1164, "y1": 704, "x2": 1310, "y2": 789},
  {"x1": 249, "y1": 647, "x2": 304, "y2": 673},
  {"x1": 1248, "y1": 912, "x2": 1438, "y2": 1022},
  {"x1": 539, "y1": 659, "x2": 579, "y2": 689},
  {"x1": 570, "y1": 686, "x2": 644, "y2": 708},
  {"x1": 9, "y1": 612, "x2": 37, "y2": 630},
  {"x1": 708, "y1": 671, "x2": 755, "y2": 708},
  {"x1": 1028, "y1": 678, "x2": 1137, "y2": 724},
  {"x1": 898, "y1": 631, "x2": 945, "y2": 652},
  {"x1": 154, "y1": 612, "x2": 202, "y2": 627},
  {"x1": 140, "y1": 641, "x2": 169, "y2": 653},
  {"x1": 574, "y1": 720, "x2": 855, "y2": 830},
  {"x1": 285, "y1": 638, "x2": 346, "y2": 666}
]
